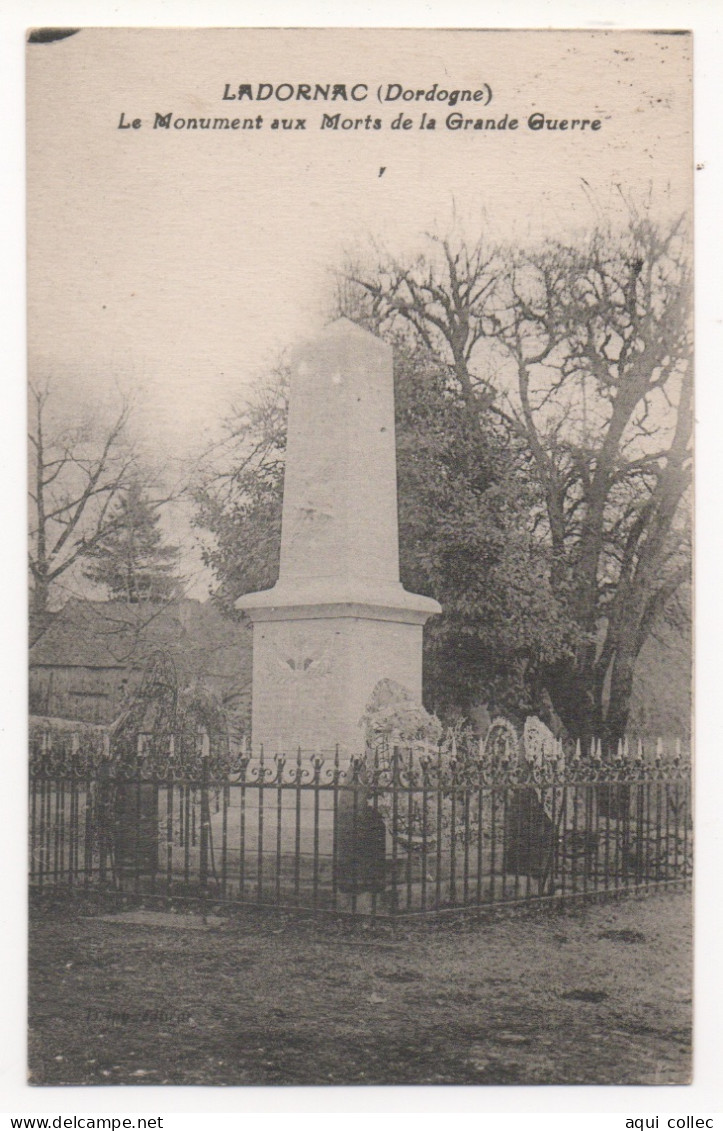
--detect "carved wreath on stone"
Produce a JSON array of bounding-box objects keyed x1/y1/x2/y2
[{"x1": 263, "y1": 635, "x2": 335, "y2": 693}]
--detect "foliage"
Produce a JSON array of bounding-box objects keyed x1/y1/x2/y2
[
  {"x1": 192, "y1": 371, "x2": 288, "y2": 619},
  {"x1": 342, "y1": 217, "x2": 692, "y2": 742},
  {"x1": 81, "y1": 480, "x2": 181, "y2": 604},
  {"x1": 176, "y1": 680, "x2": 230, "y2": 735},
  {"x1": 389, "y1": 339, "x2": 577, "y2": 719}
]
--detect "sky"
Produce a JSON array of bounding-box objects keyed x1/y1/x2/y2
[{"x1": 26, "y1": 28, "x2": 692, "y2": 460}]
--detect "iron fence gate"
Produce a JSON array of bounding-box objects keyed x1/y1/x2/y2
[{"x1": 29, "y1": 732, "x2": 692, "y2": 918}]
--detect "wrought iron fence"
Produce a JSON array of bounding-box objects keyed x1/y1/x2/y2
[{"x1": 28, "y1": 729, "x2": 692, "y2": 919}]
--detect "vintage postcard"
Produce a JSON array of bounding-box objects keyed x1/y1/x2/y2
[{"x1": 26, "y1": 27, "x2": 694, "y2": 1091}]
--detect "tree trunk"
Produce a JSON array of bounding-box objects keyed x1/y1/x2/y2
[
  {"x1": 542, "y1": 661, "x2": 600, "y2": 747},
  {"x1": 602, "y1": 647, "x2": 636, "y2": 751},
  {"x1": 30, "y1": 576, "x2": 52, "y2": 644}
]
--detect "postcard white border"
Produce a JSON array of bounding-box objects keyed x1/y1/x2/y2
[{"x1": 3, "y1": 0, "x2": 722, "y2": 1121}]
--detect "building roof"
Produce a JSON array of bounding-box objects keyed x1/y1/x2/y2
[{"x1": 29, "y1": 597, "x2": 252, "y2": 684}]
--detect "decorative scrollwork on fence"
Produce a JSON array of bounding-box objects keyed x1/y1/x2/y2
[{"x1": 29, "y1": 714, "x2": 691, "y2": 790}]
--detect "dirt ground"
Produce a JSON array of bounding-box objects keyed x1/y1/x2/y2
[{"x1": 28, "y1": 890, "x2": 692, "y2": 1087}]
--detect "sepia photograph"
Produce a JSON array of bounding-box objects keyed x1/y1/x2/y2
[{"x1": 24, "y1": 24, "x2": 696, "y2": 1092}]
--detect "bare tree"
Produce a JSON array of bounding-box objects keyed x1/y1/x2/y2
[
  {"x1": 191, "y1": 366, "x2": 289, "y2": 618},
  {"x1": 28, "y1": 380, "x2": 137, "y2": 631},
  {"x1": 342, "y1": 217, "x2": 692, "y2": 743}
]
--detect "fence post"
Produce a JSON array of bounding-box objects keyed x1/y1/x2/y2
[
  {"x1": 68, "y1": 732, "x2": 79, "y2": 892},
  {"x1": 199, "y1": 733, "x2": 210, "y2": 923}
]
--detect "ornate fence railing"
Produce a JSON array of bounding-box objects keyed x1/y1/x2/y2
[{"x1": 28, "y1": 730, "x2": 692, "y2": 919}]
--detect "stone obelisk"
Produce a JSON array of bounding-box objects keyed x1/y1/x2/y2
[{"x1": 237, "y1": 319, "x2": 440, "y2": 758}]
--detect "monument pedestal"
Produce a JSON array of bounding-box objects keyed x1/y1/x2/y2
[{"x1": 240, "y1": 586, "x2": 438, "y2": 758}]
